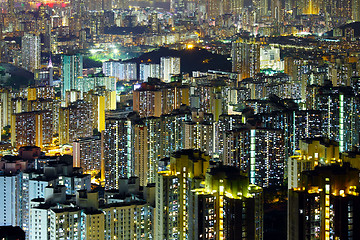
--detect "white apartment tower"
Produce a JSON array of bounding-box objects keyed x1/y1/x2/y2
[
  {"x1": 160, "y1": 57, "x2": 180, "y2": 83},
  {"x1": 22, "y1": 33, "x2": 41, "y2": 73},
  {"x1": 0, "y1": 173, "x2": 21, "y2": 226},
  {"x1": 102, "y1": 61, "x2": 137, "y2": 81},
  {"x1": 139, "y1": 63, "x2": 160, "y2": 81}
]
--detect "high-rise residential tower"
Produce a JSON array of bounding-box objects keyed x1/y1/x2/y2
[
  {"x1": 156, "y1": 149, "x2": 263, "y2": 240},
  {"x1": 61, "y1": 54, "x2": 83, "y2": 106},
  {"x1": 160, "y1": 57, "x2": 180, "y2": 83},
  {"x1": 288, "y1": 163, "x2": 360, "y2": 240},
  {"x1": 21, "y1": 33, "x2": 40, "y2": 73},
  {"x1": 232, "y1": 38, "x2": 260, "y2": 81}
]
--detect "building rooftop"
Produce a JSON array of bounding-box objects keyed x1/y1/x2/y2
[{"x1": 301, "y1": 137, "x2": 339, "y2": 147}]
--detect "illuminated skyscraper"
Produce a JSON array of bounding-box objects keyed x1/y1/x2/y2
[
  {"x1": 26, "y1": 86, "x2": 56, "y2": 113},
  {"x1": 260, "y1": 109, "x2": 323, "y2": 158},
  {"x1": 21, "y1": 33, "x2": 40, "y2": 73},
  {"x1": 71, "y1": 0, "x2": 86, "y2": 16},
  {"x1": 156, "y1": 149, "x2": 210, "y2": 240},
  {"x1": 73, "y1": 136, "x2": 102, "y2": 178},
  {"x1": 103, "y1": 111, "x2": 136, "y2": 189},
  {"x1": 303, "y1": 0, "x2": 321, "y2": 14},
  {"x1": 288, "y1": 138, "x2": 340, "y2": 189},
  {"x1": 0, "y1": 87, "x2": 11, "y2": 138},
  {"x1": 0, "y1": 171, "x2": 22, "y2": 226},
  {"x1": 353, "y1": 0, "x2": 360, "y2": 21},
  {"x1": 102, "y1": 60, "x2": 115, "y2": 77},
  {"x1": 139, "y1": 63, "x2": 160, "y2": 81},
  {"x1": 156, "y1": 150, "x2": 263, "y2": 240},
  {"x1": 102, "y1": 61, "x2": 137, "y2": 81},
  {"x1": 149, "y1": 13, "x2": 159, "y2": 32},
  {"x1": 84, "y1": 92, "x2": 106, "y2": 132},
  {"x1": 190, "y1": 83, "x2": 229, "y2": 120},
  {"x1": 161, "y1": 82, "x2": 190, "y2": 115},
  {"x1": 253, "y1": 0, "x2": 268, "y2": 20},
  {"x1": 183, "y1": 121, "x2": 213, "y2": 156},
  {"x1": 61, "y1": 54, "x2": 83, "y2": 106},
  {"x1": 75, "y1": 75, "x2": 116, "y2": 93},
  {"x1": 133, "y1": 81, "x2": 190, "y2": 118},
  {"x1": 133, "y1": 117, "x2": 161, "y2": 186},
  {"x1": 232, "y1": 38, "x2": 260, "y2": 81},
  {"x1": 328, "y1": 56, "x2": 357, "y2": 86},
  {"x1": 160, "y1": 57, "x2": 180, "y2": 83},
  {"x1": 288, "y1": 163, "x2": 360, "y2": 240},
  {"x1": 196, "y1": 166, "x2": 263, "y2": 240},
  {"x1": 313, "y1": 86, "x2": 359, "y2": 152},
  {"x1": 159, "y1": 105, "x2": 215, "y2": 159},
  {"x1": 159, "y1": 106, "x2": 192, "y2": 158},
  {"x1": 229, "y1": 0, "x2": 244, "y2": 16},
  {"x1": 207, "y1": 0, "x2": 243, "y2": 18},
  {"x1": 223, "y1": 127, "x2": 285, "y2": 187},
  {"x1": 119, "y1": 62, "x2": 137, "y2": 81},
  {"x1": 216, "y1": 114, "x2": 244, "y2": 158},
  {"x1": 59, "y1": 100, "x2": 93, "y2": 144},
  {"x1": 206, "y1": 0, "x2": 220, "y2": 19},
  {"x1": 12, "y1": 110, "x2": 53, "y2": 148},
  {"x1": 133, "y1": 83, "x2": 162, "y2": 118}
]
